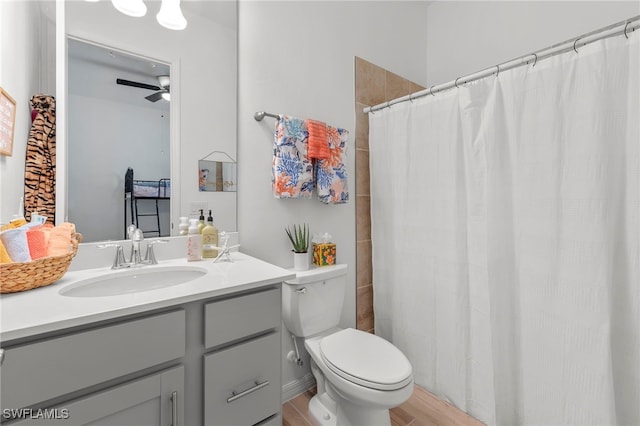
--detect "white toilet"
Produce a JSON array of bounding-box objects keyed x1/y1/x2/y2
[{"x1": 282, "y1": 264, "x2": 414, "y2": 426}]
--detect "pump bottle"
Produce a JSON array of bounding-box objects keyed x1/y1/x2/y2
[
  {"x1": 202, "y1": 210, "x2": 219, "y2": 259},
  {"x1": 178, "y1": 217, "x2": 189, "y2": 236},
  {"x1": 186, "y1": 219, "x2": 202, "y2": 261},
  {"x1": 197, "y1": 209, "x2": 206, "y2": 234}
]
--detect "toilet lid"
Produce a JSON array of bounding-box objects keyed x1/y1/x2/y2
[{"x1": 319, "y1": 328, "x2": 413, "y2": 391}]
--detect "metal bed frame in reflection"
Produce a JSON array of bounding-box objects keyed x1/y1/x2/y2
[{"x1": 124, "y1": 167, "x2": 170, "y2": 238}]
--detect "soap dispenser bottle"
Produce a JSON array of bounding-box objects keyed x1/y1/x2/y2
[
  {"x1": 178, "y1": 216, "x2": 189, "y2": 236},
  {"x1": 197, "y1": 209, "x2": 206, "y2": 234},
  {"x1": 202, "y1": 210, "x2": 219, "y2": 259},
  {"x1": 187, "y1": 219, "x2": 202, "y2": 261}
]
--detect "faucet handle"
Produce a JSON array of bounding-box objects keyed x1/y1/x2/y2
[
  {"x1": 97, "y1": 243, "x2": 128, "y2": 269},
  {"x1": 143, "y1": 239, "x2": 169, "y2": 265}
]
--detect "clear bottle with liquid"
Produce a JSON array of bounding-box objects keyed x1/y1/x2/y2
[{"x1": 202, "y1": 210, "x2": 218, "y2": 259}]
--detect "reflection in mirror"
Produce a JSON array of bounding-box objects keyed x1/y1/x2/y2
[
  {"x1": 67, "y1": 38, "x2": 170, "y2": 243},
  {"x1": 199, "y1": 151, "x2": 237, "y2": 193},
  {"x1": 62, "y1": 0, "x2": 238, "y2": 242},
  {"x1": 199, "y1": 161, "x2": 237, "y2": 192}
]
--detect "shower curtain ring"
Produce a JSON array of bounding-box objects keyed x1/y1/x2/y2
[
  {"x1": 573, "y1": 37, "x2": 581, "y2": 53},
  {"x1": 495, "y1": 64, "x2": 500, "y2": 77},
  {"x1": 531, "y1": 53, "x2": 538, "y2": 67},
  {"x1": 409, "y1": 93, "x2": 414, "y2": 103},
  {"x1": 429, "y1": 86, "x2": 436, "y2": 96},
  {"x1": 624, "y1": 21, "x2": 631, "y2": 39},
  {"x1": 386, "y1": 101, "x2": 391, "y2": 109},
  {"x1": 454, "y1": 77, "x2": 462, "y2": 88}
]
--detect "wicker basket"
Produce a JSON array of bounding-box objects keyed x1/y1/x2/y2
[{"x1": 1, "y1": 233, "x2": 82, "y2": 294}]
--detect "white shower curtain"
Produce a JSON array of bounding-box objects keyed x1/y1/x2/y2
[{"x1": 369, "y1": 35, "x2": 639, "y2": 426}]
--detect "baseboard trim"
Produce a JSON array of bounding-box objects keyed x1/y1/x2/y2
[{"x1": 282, "y1": 373, "x2": 316, "y2": 402}]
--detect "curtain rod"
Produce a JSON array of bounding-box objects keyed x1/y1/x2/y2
[{"x1": 364, "y1": 15, "x2": 639, "y2": 114}]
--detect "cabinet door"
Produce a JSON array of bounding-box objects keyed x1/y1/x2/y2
[
  {"x1": 1, "y1": 310, "x2": 185, "y2": 409},
  {"x1": 204, "y1": 332, "x2": 280, "y2": 426},
  {"x1": 8, "y1": 366, "x2": 184, "y2": 426}
]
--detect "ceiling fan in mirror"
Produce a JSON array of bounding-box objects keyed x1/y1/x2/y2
[{"x1": 116, "y1": 75, "x2": 170, "y2": 102}]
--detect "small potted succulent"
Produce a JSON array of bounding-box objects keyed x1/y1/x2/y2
[{"x1": 285, "y1": 223, "x2": 310, "y2": 271}]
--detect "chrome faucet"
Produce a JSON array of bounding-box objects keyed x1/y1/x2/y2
[{"x1": 99, "y1": 226, "x2": 169, "y2": 269}]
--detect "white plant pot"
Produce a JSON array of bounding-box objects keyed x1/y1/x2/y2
[{"x1": 293, "y1": 252, "x2": 309, "y2": 271}]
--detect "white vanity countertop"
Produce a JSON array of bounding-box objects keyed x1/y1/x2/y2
[{"x1": 0, "y1": 252, "x2": 295, "y2": 342}]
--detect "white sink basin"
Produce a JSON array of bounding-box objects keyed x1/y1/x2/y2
[{"x1": 59, "y1": 266, "x2": 207, "y2": 297}]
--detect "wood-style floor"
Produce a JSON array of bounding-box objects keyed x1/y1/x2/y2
[{"x1": 283, "y1": 385, "x2": 485, "y2": 426}]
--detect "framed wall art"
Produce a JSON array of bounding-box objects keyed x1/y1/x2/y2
[{"x1": 0, "y1": 87, "x2": 17, "y2": 156}]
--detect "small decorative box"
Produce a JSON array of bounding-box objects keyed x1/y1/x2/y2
[{"x1": 313, "y1": 243, "x2": 336, "y2": 266}]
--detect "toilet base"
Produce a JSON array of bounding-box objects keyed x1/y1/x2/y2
[
  {"x1": 308, "y1": 391, "x2": 391, "y2": 426},
  {"x1": 309, "y1": 393, "x2": 337, "y2": 426}
]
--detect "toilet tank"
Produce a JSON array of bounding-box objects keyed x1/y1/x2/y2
[{"x1": 282, "y1": 264, "x2": 348, "y2": 337}]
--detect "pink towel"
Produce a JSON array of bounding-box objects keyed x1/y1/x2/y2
[
  {"x1": 306, "y1": 119, "x2": 330, "y2": 160},
  {"x1": 26, "y1": 226, "x2": 47, "y2": 260},
  {"x1": 47, "y1": 223, "x2": 74, "y2": 257}
]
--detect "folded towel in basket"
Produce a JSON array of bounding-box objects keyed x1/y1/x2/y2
[
  {"x1": 26, "y1": 225, "x2": 49, "y2": 260},
  {"x1": 0, "y1": 239, "x2": 12, "y2": 263},
  {"x1": 0, "y1": 228, "x2": 32, "y2": 262},
  {"x1": 47, "y1": 223, "x2": 75, "y2": 257}
]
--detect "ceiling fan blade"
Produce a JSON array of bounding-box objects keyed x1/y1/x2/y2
[
  {"x1": 116, "y1": 78, "x2": 161, "y2": 91},
  {"x1": 145, "y1": 91, "x2": 165, "y2": 102}
]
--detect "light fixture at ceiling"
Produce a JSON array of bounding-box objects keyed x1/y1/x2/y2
[
  {"x1": 111, "y1": 0, "x2": 147, "y2": 18},
  {"x1": 86, "y1": 0, "x2": 188, "y2": 31},
  {"x1": 156, "y1": 0, "x2": 188, "y2": 31},
  {"x1": 162, "y1": 92, "x2": 171, "y2": 101}
]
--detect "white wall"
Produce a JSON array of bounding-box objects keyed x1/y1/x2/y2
[
  {"x1": 0, "y1": 1, "x2": 51, "y2": 223},
  {"x1": 426, "y1": 1, "x2": 640, "y2": 86},
  {"x1": 237, "y1": 0, "x2": 429, "y2": 395},
  {"x1": 64, "y1": 1, "x2": 237, "y2": 233}
]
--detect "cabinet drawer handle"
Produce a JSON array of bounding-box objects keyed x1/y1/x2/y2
[
  {"x1": 226, "y1": 380, "x2": 270, "y2": 403},
  {"x1": 171, "y1": 391, "x2": 178, "y2": 426}
]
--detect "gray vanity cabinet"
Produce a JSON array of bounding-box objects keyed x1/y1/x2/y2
[
  {"x1": 1, "y1": 310, "x2": 186, "y2": 410},
  {"x1": 203, "y1": 287, "x2": 282, "y2": 426},
  {"x1": 10, "y1": 366, "x2": 184, "y2": 426},
  {"x1": 0, "y1": 284, "x2": 283, "y2": 426}
]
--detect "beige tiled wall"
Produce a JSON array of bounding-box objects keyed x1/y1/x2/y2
[{"x1": 354, "y1": 57, "x2": 424, "y2": 333}]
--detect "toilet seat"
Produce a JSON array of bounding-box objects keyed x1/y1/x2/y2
[{"x1": 319, "y1": 328, "x2": 413, "y2": 391}]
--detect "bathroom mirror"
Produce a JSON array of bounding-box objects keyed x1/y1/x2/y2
[
  {"x1": 67, "y1": 38, "x2": 171, "y2": 242},
  {"x1": 60, "y1": 1, "x2": 238, "y2": 242},
  {"x1": 199, "y1": 151, "x2": 237, "y2": 192}
]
